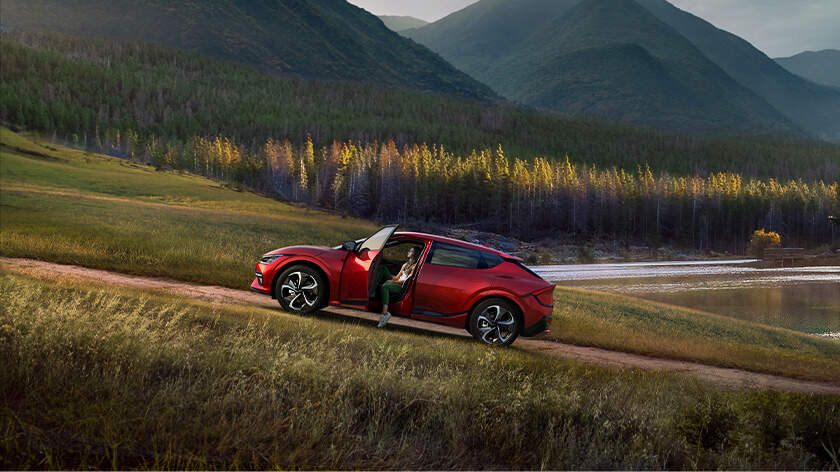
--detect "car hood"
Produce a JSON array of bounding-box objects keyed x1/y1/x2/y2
[{"x1": 266, "y1": 245, "x2": 334, "y2": 257}]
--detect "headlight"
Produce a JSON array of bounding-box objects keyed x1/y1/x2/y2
[{"x1": 260, "y1": 254, "x2": 291, "y2": 264}]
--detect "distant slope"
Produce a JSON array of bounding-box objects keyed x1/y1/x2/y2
[
  {"x1": 775, "y1": 49, "x2": 840, "y2": 88},
  {"x1": 1, "y1": 0, "x2": 495, "y2": 100},
  {"x1": 378, "y1": 15, "x2": 428, "y2": 32},
  {"x1": 410, "y1": 0, "x2": 799, "y2": 134},
  {"x1": 404, "y1": 0, "x2": 579, "y2": 82},
  {"x1": 635, "y1": 0, "x2": 840, "y2": 141}
]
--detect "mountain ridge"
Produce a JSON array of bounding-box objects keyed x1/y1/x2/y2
[
  {"x1": 410, "y1": 0, "x2": 800, "y2": 135},
  {"x1": 407, "y1": 0, "x2": 837, "y2": 138},
  {"x1": 635, "y1": 0, "x2": 840, "y2": 141},
  {"x1": 378, "y1": 15, "x2": 428, "y2": 32},
  {"x1": 1, "y1": 0, "x2": 496, "y2": 100},
  {"x1": 775, "y1": 49, "x2": 840, "y2": 89}
]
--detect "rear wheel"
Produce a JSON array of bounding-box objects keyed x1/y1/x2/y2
[
  {"x1": 276, "y1": 265, "x2": 326, "y2": 315},
  {"x1": 469, "y1": 298, "x2": 520, "y2": 346}
]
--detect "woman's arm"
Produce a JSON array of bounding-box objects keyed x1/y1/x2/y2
[
  {"x1": 388, "y1": 262, "x2": 408, "y2": 283},
  {"x1": 391, "y1": 261, "x2": 418, "y2": 284}
]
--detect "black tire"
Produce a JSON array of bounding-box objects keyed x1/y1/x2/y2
[
  {"x1": 468, "y1": 298, "x2": 521, "y2": 346},
  {"x1": 275, "y1": 265, "x2": 326, "y2": 315}
]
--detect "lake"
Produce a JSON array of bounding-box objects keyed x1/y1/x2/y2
[{"x1": 533, "y1": 260, "x2": 840, "y2": 335}]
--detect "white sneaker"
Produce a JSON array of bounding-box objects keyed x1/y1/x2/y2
[{"x1": 377, "y1": 312, "x2": 392, "y2": 328}]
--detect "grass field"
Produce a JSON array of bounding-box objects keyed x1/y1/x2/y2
[
  {"x1": 2, "y1": 127, "x2": 839, "y2": 383},
  {"x1": 2, "y1": 272, "x2": 840, "y2": 470}
]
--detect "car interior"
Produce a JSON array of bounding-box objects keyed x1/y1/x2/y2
[{"x1": 372, "y1": 239, "x2": 426, "y2": 303}]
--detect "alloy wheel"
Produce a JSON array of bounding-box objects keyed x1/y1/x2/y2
[
  {"x1": 476, "y1": 304, "x2": 517, "y2": 345},
  {"x1": 280, "y1": 271, "x2": 319, "y2": 311}
]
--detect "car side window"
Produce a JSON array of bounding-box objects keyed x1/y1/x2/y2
[
  {"x1": 479, "y1": 252, "x2": 504, "y2": 269},
  {"x1": 428, "y1": 243, "x2": 485, "y2": 269}
]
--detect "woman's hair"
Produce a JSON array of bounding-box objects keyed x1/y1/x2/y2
[{"x1": 406, "y1": 251, "x2": 418, "y2": 271}]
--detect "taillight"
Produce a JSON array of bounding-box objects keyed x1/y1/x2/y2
[
  {"x1": 531, "y1": 285, "x2": 555, "y2": 308},
  {"x1": 532, "y1": 285, "x2": 554, "y2": 296}
]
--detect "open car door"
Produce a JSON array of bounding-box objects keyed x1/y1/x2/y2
[{"x1": 338, "y1": 225, "x2": 398, "y2": 308}]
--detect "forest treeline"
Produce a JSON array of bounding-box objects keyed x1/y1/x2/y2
[
  {"x1": 42, "y1": 130, "x2": 840, "y2": 250},
  {"x1": 2, "y1": 31, "x2": 839, "y2": 179},
  {"x1": 1, "y1": 31, "x2": 838, "y2": 249}
]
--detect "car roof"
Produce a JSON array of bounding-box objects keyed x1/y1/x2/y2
[{"x1": 393, "y1": 231, "x2": 522, "y2": 261}]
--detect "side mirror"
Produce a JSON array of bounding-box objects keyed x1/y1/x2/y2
[{"x1": 341, "y1": 241, "x2": 357, "y2": 252}]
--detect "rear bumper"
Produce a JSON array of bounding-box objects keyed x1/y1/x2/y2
[
  {"x1": 521, "y1": 315, "x2": 552, "y2": 337},
  {"x1": 519, "y1": 289, "x2": 554, "y2": 338}
]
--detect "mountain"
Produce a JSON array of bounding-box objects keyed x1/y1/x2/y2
[
  {"x1": 404, "y1": 0, "x2": 579, "y2": 78},
  {"x1": 775, "y1": 50, "x2": 840, "y2": 88},
  {"x1": 378, "y1": 15, "x2": 428, "y2": 32},
  {"x1": 634, "y1": 0, "x2": 840, "y2": 141},
  {"x1": 0, "y1": 0, "x2": 495, "y2": 100},
  {"x1": 407, "y1": 0, "x2": 799, "y2": 134}
]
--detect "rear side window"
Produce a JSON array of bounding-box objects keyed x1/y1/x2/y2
[
  {"x1": 428, "y1": 243, "x2": 505, "y2": 270},
  {"x1": 479, "y1": 252, "x2": 504, "y2": 269}
]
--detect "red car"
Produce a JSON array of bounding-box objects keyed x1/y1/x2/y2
[{"x1": 251, "y1": 225, "x2": 554, "y2": 346}]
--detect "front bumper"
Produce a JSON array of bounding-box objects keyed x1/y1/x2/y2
[
  {"x1": 251, "y1": 277, "x2": 271, "y2": 296},
  {"x1": 251, "y1": 263, "x2": 271, "y2": 296}
]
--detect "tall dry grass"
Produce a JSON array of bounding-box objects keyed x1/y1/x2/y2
[{"x1": 2, "y1": 273, "x2": 839, "y2": 469}]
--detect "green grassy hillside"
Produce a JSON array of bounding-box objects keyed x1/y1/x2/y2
[
  {"x1": 637, "y1": 0, "x2": 840, "y2": 141},
  {"x1": 0, "y1": 127, "x2": 377, "y2": 287},
  {"x1": 0, "y1": 0, "x2": 494, "y2": 100},
  {"x1": 3, "y1": 273, "x2": 839, "y2": 469},
  {"x1": 775, "y1": 49, "x2": 840, "y2": 88},
  {"x1": 3, "y1": 31, "x2": 839, "y2": 181}
]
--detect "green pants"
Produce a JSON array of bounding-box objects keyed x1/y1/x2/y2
[{"x1": 376, "y1": 265, "x2": 402, "y2": 305}]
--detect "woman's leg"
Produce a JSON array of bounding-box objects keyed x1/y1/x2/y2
[
  {"x1": 378, "y1": 283, "x2": 402, "y2": 328},
  {"x1": 380, "y1": 282, "x2": 391, "y2": 307},
  {"x1": 381, "y1": 282, "x2": 402, "y2": 306},
  {"x1": 377, "y1": 265, "x2": 394, "y2": 315},
  {"x1": 376, "y1": 265, "x2": 392, "y2": 287}
]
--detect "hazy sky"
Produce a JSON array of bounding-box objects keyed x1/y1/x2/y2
[{"x1": 348, "y1": 0, "x2": 840, "y2": 57}]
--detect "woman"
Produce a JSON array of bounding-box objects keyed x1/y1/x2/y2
[{"x1": 375, "y1": 246, "x2": 418, "y2": 328}]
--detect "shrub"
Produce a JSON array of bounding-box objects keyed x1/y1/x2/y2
[{"x1": 749, "y1": 229, "x2": 781, "y2": 258}]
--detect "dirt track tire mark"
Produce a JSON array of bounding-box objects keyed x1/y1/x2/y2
[{"x1": 2, "y1": 257, "x2": 839, "y2": 395}]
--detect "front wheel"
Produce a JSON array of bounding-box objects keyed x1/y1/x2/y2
[
  {"x1": 276, "y1": 265, "x2": 326, "y2": 315},
  {"x1": 469, "y1": 299, "x2": 521, "y2": 346}
]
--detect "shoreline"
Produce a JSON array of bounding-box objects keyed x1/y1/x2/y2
[{"x1": 408, "y1": 223, "x2": 840, "y2": 266}]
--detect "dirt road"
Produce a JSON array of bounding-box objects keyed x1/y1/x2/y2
[{"x1": 3, "y1": 257, "x2": 839, "y2": 395}]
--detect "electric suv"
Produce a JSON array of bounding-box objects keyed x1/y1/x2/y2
[{"x1": 251, "y1": 225, "x2": 554, "y2": 346}]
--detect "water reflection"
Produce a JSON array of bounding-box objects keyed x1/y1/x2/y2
[{"x1": 534, "y1": 261, "x2": 840, "y2": 335}]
